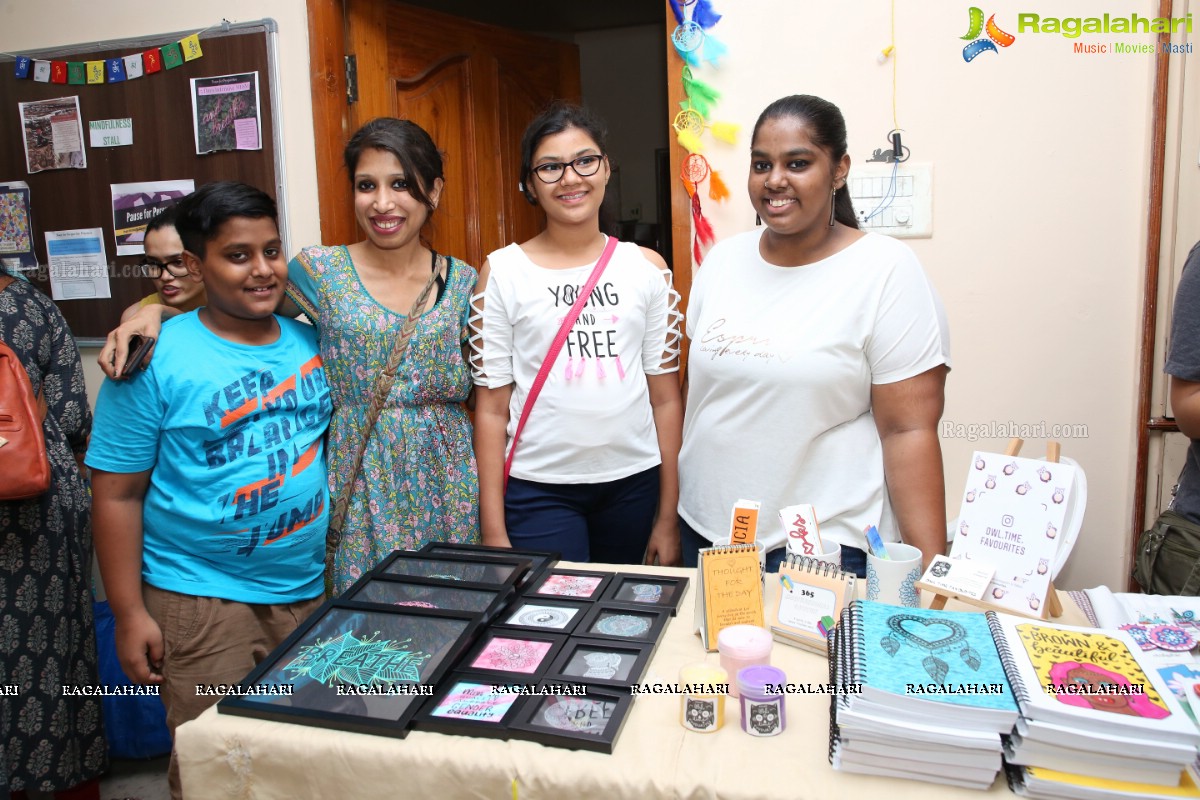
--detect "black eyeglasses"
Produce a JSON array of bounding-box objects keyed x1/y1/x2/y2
[
  {"x1": 530, "y1": 154, "x2": 605, "y2": 184},
  {"x1": 136, "y1": 256, "x2": 188, "y2": 279}
]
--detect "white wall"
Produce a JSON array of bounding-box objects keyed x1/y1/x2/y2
[
  {"x1": 0, "y1": 0, "x2": 320, "y2": 408},
  {"x1": 576, "y1": 24, "x2": 670, "y2": 223},
  {"x1": 687, "y1": 0, "x2": 1183, "y2": 591}
]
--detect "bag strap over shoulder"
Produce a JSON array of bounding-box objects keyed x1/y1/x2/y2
[
  {"x1": 324, "y1": 250, "x2": 444, "y2": 574},
  {"x1": 503, "y1": 236, "x2": 620, "y2": 489}
]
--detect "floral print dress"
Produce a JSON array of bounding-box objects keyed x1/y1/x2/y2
[
  {"x1": 0, "y1": 279, "x2": 106, "y2": 792},
  {"x1": 288, "y1": 247, "x2": 479, "y2": 593}
]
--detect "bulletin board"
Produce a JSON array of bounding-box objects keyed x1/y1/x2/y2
[{"x1": 0, "y1": 20, "x2": 286, "y2": 344}]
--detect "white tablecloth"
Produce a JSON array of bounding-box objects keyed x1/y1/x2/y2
[{"x1": 177, "y1": 562, "x2": 1090, "y2": 799}]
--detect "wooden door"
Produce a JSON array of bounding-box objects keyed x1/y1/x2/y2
[{"x1": 332, "y1": 1, "x2": 581, "y2": 269}]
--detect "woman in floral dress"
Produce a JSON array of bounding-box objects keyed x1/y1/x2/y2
[
  {"x1": 0, "y1": 273, "x2": 107, "y2": 798},
  {"x1": 286, "y1": 119, "x2": 478, "y2": 592}
]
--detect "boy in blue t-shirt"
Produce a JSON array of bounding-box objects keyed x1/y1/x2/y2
[{"x1": 88, "y1": 181, "x2": 331, "y2": 800}]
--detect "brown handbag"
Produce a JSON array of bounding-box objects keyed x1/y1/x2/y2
[{"x1": 0, "y1": 275, "x2": 51, "y2": 499}]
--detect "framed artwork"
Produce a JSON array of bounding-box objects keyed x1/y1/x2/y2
[
  {"x1": 458, "y1": 630, "x2": 567, "y2": 681},
  {"x1": 599, "y1": 573, "x2": 689, "y2": 615},
  {"x1": 492, "y1": 597, "x2": 590, "y2": 635},
  {"x1": 542, "y1": 637, "x2": 653, "y2": 690},
  {"x1": 344, "y1": 575, "x2": 512, "y2": 622},
  {"x1": 420, "y1": 541, "x2": 560, "y2": 588},
  {"x1": 524, "y1": 569, "x2": 613, "y2": 601},
  {"x1": 509, "y1": 687, "x2": 634, "y2": 753},
  {"x1": 376, "y1": 551, "x2": 530, "y2": 588},
  {"x1": 218, "y1": 601, "x2": 480, "y2": 738},
  {"x1": 576, "y1": 603, "x2": 670, "y2": 646},
  {"x1": 411, "y1": 672, "x2": 532, "y2": 738}
]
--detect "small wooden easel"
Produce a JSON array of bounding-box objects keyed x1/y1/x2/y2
[{"x1": 917, "y1": 438, "x2": 1064, "y2": 620}]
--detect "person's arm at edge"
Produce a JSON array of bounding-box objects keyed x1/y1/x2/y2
[
  {"x1": 1171, "y1": 376, "x2": 1200, "y2": 439},
  {"x1": 640, "y1": 245, "x2": 682, "y2": 566},
  {"x1": 470, "y1": 257, "x2": 514, "y2": 548},
  {"x1": 645, "y1": 373, "x2": 682, "y2": 566},
  {"x1": 872, "y1": 365, "x2": 949, "y2": 569},
  {"x1": 91, "y1": 468, "x2": 163, "y2": 684}
]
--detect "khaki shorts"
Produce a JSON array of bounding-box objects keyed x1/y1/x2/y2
[{"x1": 143, "y1": 583, "x2": 324, "y2": 800}]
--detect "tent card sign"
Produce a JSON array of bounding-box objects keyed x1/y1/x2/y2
[{"x1": 950, "y1": 451, "x2": 1075, "y2": 616}]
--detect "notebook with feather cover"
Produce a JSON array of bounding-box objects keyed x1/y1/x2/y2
[{"x1": 842, "y1": 600, "x2": 1019, "y2": 732}]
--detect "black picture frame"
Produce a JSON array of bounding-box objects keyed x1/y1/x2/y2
[
  {"x1": 509, "y1": 686, "x2": 635, "y2": 753},
  {"x1": 218, "y1": 601, "x2": 480, "y2": 738},
  {"x1": 523, "y1": 568, "x2": 613, "y2": 602},
  {"x1": 420, "y1": 541, "x2": 560, "y2": 589},
  {"x1": 576, "y1": 603, "x2": 670, "y2": 646},
  {"x1": 343, "y1": 574, "x2": 513, "y2": 623},
  {"x1": 456, "y1": 629, "x2": 567, "y2": 682},
  {"x1": 598, "y1": 573, "x2": 690, "y2": 615},
  {"x1": 375, "y1": 550, "x2": 531, "y2": 588},
  {"x1": 490, "y1": 597, "x2": 590, "y2": 635},
  {"x1": 410, "y1": 672, "x2": 533, "y2": 738},
  {"x1": 542, "y1": 637, "x2": 653, "y2": 690}
]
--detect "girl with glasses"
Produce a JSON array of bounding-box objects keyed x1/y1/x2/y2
[
  {"x1": 119, "y1": 206, "x2": 206, "y2": 322},
  {"x1": 471, "y1": 102, "x2": 683, "y2": 566}
]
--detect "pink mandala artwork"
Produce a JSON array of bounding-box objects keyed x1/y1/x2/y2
[
  {"x1": 471, "y1": 637, "x2": 552, "y2": 674},
  {"x1": 538, "y1": 575, "x2": 603, "y2": 598}
]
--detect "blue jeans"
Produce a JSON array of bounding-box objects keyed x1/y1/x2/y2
[
  {"x1": 505, "y1": 466, "x2": 660, "y2": 564},
  {"x1": 678, "y1": 516, "x2": 868, "y2": 578}
]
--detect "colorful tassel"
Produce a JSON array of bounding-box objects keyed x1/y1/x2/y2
[
  {"x1": 693, "y1": 0, "x2": 723, "y2": 29},
  {"x1": 710, "y1": 120, "x2": 739, "y2": 144},
  {"x1": 682, "y1": 68, "x2": 720, "y2": 114},
  {"x1": 700, "y1": 33, "x2": 728, "y2": 66},
  {"x1": 676, "y1": 128, "x2": 703, "y2": 154},
  {"x1": 708, "y1": 169, "x2": 729, "y2": 202},
  {"x1": 691, "y1": 193, "x2": 715, "y2": 265}
]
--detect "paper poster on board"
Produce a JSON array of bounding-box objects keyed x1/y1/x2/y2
[
  {"x1": 949, "y1": 451, "x2": 1075, "y2": 616},
  {"x1": 110, "y1": 180, "x2": 195, "y2": 255},
  {"x1": 19, "y1": 96, "x2": 87, "y2": 174},
  {"x1": 45, "y1": 228, "x2": 111, "y2": 300},
  {"x1": 191, "y1": 72, "x2": 261, "y2": 154},
  {"x1": 0, "y1": 182, "x2": 37, "y2": 273}
]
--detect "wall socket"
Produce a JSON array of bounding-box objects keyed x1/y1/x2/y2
[{"x1": 847, "y1": 162, "x2": 933, "y2": 238}]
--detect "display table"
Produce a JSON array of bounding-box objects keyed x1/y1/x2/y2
[{"x1": 177, "y1": 562, "x2": 1090, "y2": 799}]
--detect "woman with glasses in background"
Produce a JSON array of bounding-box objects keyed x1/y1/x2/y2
[
  {"x1": 119, "y1": 207, "x2": 205, "y2": 322},
  {"x1": 471, "y1": 102, "x2": 683, "y2": 566}
]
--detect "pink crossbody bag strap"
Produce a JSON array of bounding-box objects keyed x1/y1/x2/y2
[{"x1": 504, "y1": 236, "x2": 619, "y2": 489}]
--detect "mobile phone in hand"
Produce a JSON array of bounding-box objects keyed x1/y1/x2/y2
[{"x1": 121, "y1": 335, "x2": 155, "y2": 377}]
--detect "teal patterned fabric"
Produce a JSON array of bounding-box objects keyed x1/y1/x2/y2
[{"x1": 288, "y1": 246, "x2": 480, "y2": 593}]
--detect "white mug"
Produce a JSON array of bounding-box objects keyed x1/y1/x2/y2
[{"x1": 866, "y1": 542, "x2": 922, "y2": 607}]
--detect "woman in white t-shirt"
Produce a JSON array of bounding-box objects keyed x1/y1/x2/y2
[
  {"x1": 472, "y1": 103, "x2": 683, "y2": 565},
  {"x1": 678, "y1": 95, "x2": 951, "y2": 577}
]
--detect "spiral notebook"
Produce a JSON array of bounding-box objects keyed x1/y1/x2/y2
[
  {"x1": 988, "y1": 614, "x2": 1200, "y2": 747},
  {"x1": 768, "y1": 553, "x2": 855, "y2": 655},
  {"x1": 836, "y1": 600, "x2": 1019, "y2": 732},
  {"x1": 693, "y1": 543, "x2": 763, "y2": 651}
]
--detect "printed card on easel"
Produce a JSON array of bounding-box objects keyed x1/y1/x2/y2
[{"x1": 949, "y1": 451, "x2": 1075, "y2": 616}]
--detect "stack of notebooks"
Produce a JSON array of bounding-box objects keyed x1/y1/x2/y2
[
  {"x1": 828, "y1": 600, "x2": 1020, "y2": 790},
  {"x1": 991, "y1": 615, "x2": 1200, "y2": 800}
]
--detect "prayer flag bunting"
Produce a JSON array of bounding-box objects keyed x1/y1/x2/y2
[
  {"x1": 180, "y1": 33, "x2": 203, "y2": 61},
  {"x1": 160, "y1": 42, "x2": 184, "y2": 70}
]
